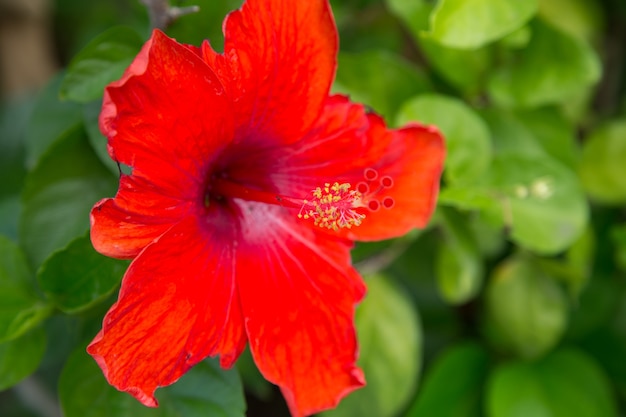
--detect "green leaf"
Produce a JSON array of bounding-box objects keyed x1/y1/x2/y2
[
  {"x1": 612, "y1": 224, "x2": 626, "y2": 272},
  {"x1": 385, "y1": 0, "x2": 433, "y2": 39},
  {"x1": 418, "y1": 37, "x2": 493, "y2": 93},
  {"x1": 24, "y1": 73, "x2": 83, "y2": 169},
  {"x1": 435, "y1": 208, "x2": 484, "y2": 305},
  {"x1": 59, "y1": 347, "x2": 246, "y2": 417},
  {"x1": 493, "y1": 156, "x2": 588, "y2": 254},
  {"x1": 37, "y1": 234, "x2": 126, "y2": 314},
  {"x1": 396, "y1": 94, "x2": 492, "y2": 184},
  {"x1": 20, "y1": 128, "x2": 117, "y2": 268},
  {"x1": 488, "y1": 19, "x2": 601, "y2": 108},
  {"x1": 482, "y1": 256, "x2": 567, "y2": 359},
  {"x1": 60, "y1": 27, "x2": 144, "y2": 103},
  {"x1": 486, "y1": 349, "x2": 618, "y2": 417},
  {"x1": 442, "y1": 152, "x2": 588, "y2": 254},
  {"x1": 442, "y1": 109, "x2": 588, "y2": 254},
  {"x1": 427, "y1": 0, "x2": 537, "y2": 49},
  {"x1": 538, "y1": 0, "x2": 604, "y2": 42},
  {"x1": 333, "y1": 50, "x2": 432, "y2": 122},
  {"x1": 0, "y1": 197, "x2": 20, "y2": 241},
  {"x1": 515, "y1": 107, "x2": 579, "y2": 169},
  {"x1": 322, "y1": 275, "x2": 422, "y2": 417},
  {"x1": 0, "y1": 236, "x2": 52, "y2": 343},
  {"x1": 83, "y1": 100, "x2": 120, "y2": 175},
  {"x1": 165, "y1": 0, "x2": 243, "y2": 51},
  {"x1": 406, "y1": 343, "x2": 489, "y2": 417},
  {"x1": 579, "y1": 120, "x2": 626, "y2": 204},
  {"x1": 0, "y1": 327, "x2": 47, "y2": 390},
  {"x1": 0, "y1": 97, "x2": 33, "y2": 198}
]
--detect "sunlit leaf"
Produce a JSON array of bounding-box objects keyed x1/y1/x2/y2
[
  {"x1": 427, "y1": 0, "x2": 537, "y2": 49},
  {"x1": 396, "y1": 94, "x2": 492, "y2": 184}
]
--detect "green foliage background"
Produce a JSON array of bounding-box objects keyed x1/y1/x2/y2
[{"x1": 1, "y1": 0, "x2": 626, "y2": 416}]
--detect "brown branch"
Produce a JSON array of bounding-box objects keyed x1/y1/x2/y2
[{"x1": 140, "y1": 0, "x2": 200, "y2": 30}]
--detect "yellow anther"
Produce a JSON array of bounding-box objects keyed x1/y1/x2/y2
[{"x1": 298, "y1": 182, "x2": 366, "y2": 230}]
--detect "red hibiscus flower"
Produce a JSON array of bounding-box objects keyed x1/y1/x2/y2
[{"x1": 87, "y1": 0, "x2": 445, "y2": 415}]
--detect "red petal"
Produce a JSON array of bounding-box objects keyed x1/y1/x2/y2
[
  {"x1": 101, "y1": 29, "x2": 234, "y2": 198},
  {"x1": 201, "y1": 0, "x2": 337, "y2": 144},
  {"x1": 345, "y1": 121, "x2": 445, "y2": 240},
  {"x1": 235, "y1": 202, "x2": 365, "y2": 416},
  {"x1": 223, "y1": 95, "x2": 445, "y2": 241},
  {"x1": 87, "y1": 215, "x2": 246, "y2": 406},
  {"x1": 91, "y1": 175, "x2": 197, "y2": 259}
]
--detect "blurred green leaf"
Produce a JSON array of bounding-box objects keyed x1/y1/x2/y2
[
  {"x1": 419, "y1": 37, "x2": 493, "y2": 93},
  {"x1": 435, "y1": 208, "x2": 484, "y2": 305},
  {"x1": 396, "y1": 94, "x2": 492, "y2": 184},
  {"x1": 385, "y1": 0, "x2": 433, "y2": 38},
  {"x1": 442, "y1": 109, "x2": 588, "y2": 254},
  {"x1": 37, "y1": 234, "x2": 126, "y2": 314},
  {"x1": 60, "y1": 26, "x2": 144, "y2": 103},
  {"x1": 0, "y1": 197, "x2": 21, "y2": 241},
  {"x1": 483, "y1": 256, "x2": 567, "y2": 359},
  {"x1": 515, "y1": 107, "x2": 579, "y2": 169},
  {"x1": 235, "y1": 347, "x2": 272, "y2": 401},
  {"x1": 442, "y1": 152, "x2": 588, "y2": 254},
  {"x1": 322, "y1": 275, "x2": 421, "y2": 417},
  {"x1": 426, "y1": 0, "x2": 537, "y2": 49},
  {"x1": 612, "y1": 224, "x2": 626, "y2": 272},
  {"x1": 59, "y1": 347, "x2": 246, "y2": 417},
  {"x1": 83, "y1": 100, "x2": 120, "y2": 175},
  {"x1": 488, "y1": 19, "x2": 601, "y2": 108},
  {"x1": 0, "y1": 327, "x2": 47, "y2": 390},
  {"x1": 0, "y1": 236, "x2": 52, "y2": 343},
  {"x1": 579, "y1": 120, "x2": 626, "y2": 204},
  {"x1": 165, "y1": 0, "x2": 243, "y2": 50},
  {"x1": 486, "y1": 349, "x2": 617, "y2": 417},
  {"x1": 333, "y1": 50, "x2": 432, "y2": 121},
  {"x1": 19, "y1": 129, "x2": 117, "y2": 268},
  {"x1": 406, "y1": 343, "x2": 489, "y2": 417},
  {"x1": 0, "y1": 98, "x2": 33, "y2": 198},
  {"x1": 490, "y1": 154, "x2": 588, "y2": 254},
  {"x1": 538, "y1": 0, "x2": 604, "y2": 42},
  {"x1": 497, "y1": 25, "x2": 532, "y2": 49},
  {"x1": 24, "y1": 73, "x2": 83, "y2": 169}
]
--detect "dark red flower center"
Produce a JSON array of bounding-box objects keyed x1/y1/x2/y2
[{"x1": 207, "y1": 168, "x2": 395, "y2": 231}]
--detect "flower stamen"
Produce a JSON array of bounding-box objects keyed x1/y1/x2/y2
[{"x1": 298, "y1": 182, "x2": 365, "y2": 231}]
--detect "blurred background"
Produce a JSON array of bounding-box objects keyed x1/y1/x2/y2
[{"x1": 1, "y1": 0, "x2": 626, "y2": 417}]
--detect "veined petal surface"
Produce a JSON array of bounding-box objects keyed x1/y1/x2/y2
[
  {"x1": 87, "y1": 214, "x2": 246, "y2": 407},
  {"x1": 101, "y1": 30, "x2": 234, "y2": 198},
  {"x1": 235, "y1": 202, "x2": 365, "y2": 417},
  {"x1": 92, "y1": 30, "x2": 234, "y2": 258},
  {"x1": 201, "y1": 0, "x2": 337, "y2": 144}
]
